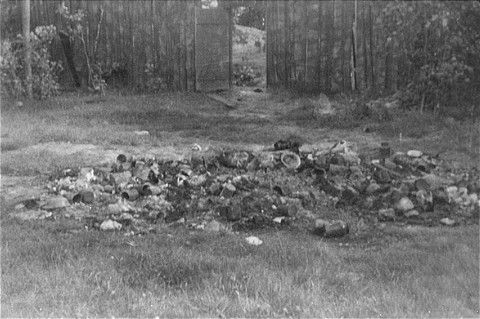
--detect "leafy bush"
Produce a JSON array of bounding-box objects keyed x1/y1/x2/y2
[
  {"x1": 233, "y1": 65, "x2": 256, "y2": 86},
  {"x1": 0, "y1": 25, "x2": 62, "y2": 99},
  {"x1": 143, "y1": 63, "x2": 167, "y2": 93},
  {"x1": 380, "y1": 1, "x2": 480, "y2": 112}
]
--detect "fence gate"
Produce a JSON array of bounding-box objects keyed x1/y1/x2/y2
[{"x1": 195, "y1": 0, "x2": 231, "y2": 92}]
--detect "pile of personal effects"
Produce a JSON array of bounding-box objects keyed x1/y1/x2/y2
[{"x1": 11, "y1": 139, "x2": 480, "y2": 237}]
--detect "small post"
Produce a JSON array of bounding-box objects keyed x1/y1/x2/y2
[
  {"x1": 379, "y1": 142, "x2": 390, "y2": 165},
  {"x1": 22, "y1": 0, "x2": 32, "y2": 99}
]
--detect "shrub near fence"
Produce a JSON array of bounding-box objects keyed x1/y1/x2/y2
[{"x1": 2, "y1": 0, "x2": 197, "y2": 92}]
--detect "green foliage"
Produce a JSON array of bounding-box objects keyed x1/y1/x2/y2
[
  {"x1": 143, "y1": 63, "x2": 167, "y2": 93},
  {"x1": 379, "y1": 1, "x2": 480, "y2": 111},
  {"x1": 233, "y1": 65, "x2": 257, "y2": 86},
  {"x1": 0, "y1": 25, "x2": 62, "y2": 99},
  {"x1": 234, "y1": 4, "x2": 266, "y2": 31}
]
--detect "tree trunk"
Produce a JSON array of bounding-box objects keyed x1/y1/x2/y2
[
  {"x1": 384, "y1": 38, "x2": 394, "y2": 93},
  {"x1": 340, "y1": 0, "x2": 347, "y2": 90},
  {"x1": 284, "y1": 0, "x2": 290, "y2": 87},
  {"x1": 362, "y1": 0, "x2": 368, "y2": 90},
  {"x1": 368, "y1": 1, "x2": 375, "y2": 90},
  {"x1": 22, "y1": 0, "x2": 32, "y2": 98},
  {"x1": 350, "y1": 0, "x2": 358, "y2": 91},
  {"x1": 59, "y1": 31, "x2": 81, "y2": 87},
  {"x1": 303, "y1": 1, "x2": 308, "y2": 85},
  {"x1": 316, "y1": 1, "x2": 323, "y2": 90},
  {"x1": 324, "y1": 0, "x2": 335, "y2": 92},
  {"x1": 93, "y1": 5, "x2": 104, "y2": 63}
]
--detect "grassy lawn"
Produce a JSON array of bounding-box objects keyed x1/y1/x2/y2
[{"x1": 1, "y1": 91, "x2": 479, "y2": 317}]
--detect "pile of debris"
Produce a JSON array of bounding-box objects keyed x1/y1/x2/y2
[{"x1": 10, "y1": 139, "x2": 479, "y2": 238}]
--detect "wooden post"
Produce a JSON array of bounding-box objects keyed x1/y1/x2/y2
[
  {"x1": 324, "y1": 0, "x2": 335, "y2": 92},
  {"x1": 350, "y1": 0, "x2": 358, "y2": 91},
  {"x1": 228, "y1": 4, "x2": 233, "y2": 89},
  {"x1": 368, "y1": 1, "x2": 375, "y2": 90},
  {"x1": 362, "y1": 0, "x2": 368, "y2": 90},
  {"x1": 303, "y1": 0, "x2": 308, "y2": 86},
  {"x1": 22, "y1": 0, "x2": 32, "y2": 98},
  {"x1": 284, "y1": 0, "x2": 290, "y2": 88}
]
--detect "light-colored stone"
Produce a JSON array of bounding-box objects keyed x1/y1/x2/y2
[
  {"x1": 108, "y1": 200, "x2": 132, "y2": 213},
  {"x1": 404, "y1": 210, "x2": 420, "y2": 217},
  {"x1": 421, "y1": 174, "x2": 452, "y2": 190},
  {"x1": 220, "y1": 183, "x2": 236, "y2": 198},
  {"x1": 379, "y1": 208, "x2": 396, "y2": 220},
  {"x1": 189, "y1": 174, "x2": 207, "y2": 187},
  {"x1": 394, "y1": 197, "x2": 415, "y2": 212},
  {"x1": 41, "y1": 196, "x2": 70, "y2": 210},
  {"x1": 365, "y1": 183, "x2": 381, "y2": 194},
  {"x1": 245, "y1": 236, "x2": 263, "y2": 246},
  {"x1": 204, "y1": 220, "x2": 221, "y2": 232},
  {"x1": 440, "y1": 218, "x2": 456, "y2": 226},
  {"x1": 324, "y1": 220, "x2": 349, "y2": 238},
  {"x1": 78, "y1": 167, "x2": 96, "y2": 182},
  {"x1": 110, "y1": 171, "x2": 132, "y2": 186},
  {"x1": 134, "y1": 130, "x2": 150, "y2": 136},
  {"x1": 407, "y1": 150, "x2": 423, "y2": 158},
  {"x1": 10, "y1": 210, "x2": 52, "y2": 221},
  {"x1": 100, "y1": 219, "x2": 122, "y2": 231},
  {"x1": 446, "y1": 186, "x2": 461, "y2": 203}
]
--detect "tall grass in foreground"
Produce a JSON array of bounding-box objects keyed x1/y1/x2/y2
[{"x1": 1, "y1": 217, "x2": 478, "y2": 318}]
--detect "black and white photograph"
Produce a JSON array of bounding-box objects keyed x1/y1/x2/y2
[{"x1": 1, "y1": 0, "x2": 479, "y2": 317}]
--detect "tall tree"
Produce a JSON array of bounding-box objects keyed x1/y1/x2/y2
[
  {"x1": 22, "y1": 0, "x2": 32, "y2": 98},
  {"x1": 362, "y1": 0, "x2": 368, "y2": 89},
  {"x1": 284, "y1": 0, "x2": 291, "y2": 87},
  {"x1": 324, "y1": 0, "x2": 335, "y2": 92},
  {"x1": 350, "y1": 0, "x2": 358, "y2": 91},
  {"x1": 368, "y1": 1, "x2": 375, "y2": 90},
  {"x1": 340, "y1": 0, "x2": 347, "y2": 90}
]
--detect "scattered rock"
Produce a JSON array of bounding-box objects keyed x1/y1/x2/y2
[
  {"x1": 273, "y1": 216, "x2": 286, "y2": 224},
  {"x1": 100, "y1": 219, "x2": 122, "y2": 231},
  {"x1": 440, "y1": 218, "x2": 456, "y2": 226},
  {"x1": 205, "y1": 220, "x2": 222, "y2": 232},
  {"x1": 324, "y1": 220, "x2": 349, "y2": 238},
  {"x1": 41, "y1": 196, "x2": 70, "y2": 210},
  {"x1": 313, "y1": 219, "x2": 349, "y2": 238},
  {"x1": 121, "y1": 189, "x2": 140, "y2": 201},
  {"x1": 404, "y1": 210, "x2": 420, "y2": 218},
  {"x1": 245, "y1": 236, "x2": 263, "y2": 246},
  {"x1": 379, "y1": 208, "x2": 396, "y2": 221},
  {"x1": 394, "y1": 197, "x2": 414, "y2": 213},
  {"x1": 189, "y1": 174, "x2": 207, "y2": 187},
  {"x1": 365, "y1": 183, "x2": 381, "y2": 194},
  {"x1": 208, "y1": 182, "x2": 222, "y2": 196},
  {"x1": 110, "y1": 171, "x2": 132, "y2": 185},
  {"x1": 10, "y1": 210, "x2": 52, "y2": 221},
  {"x1": 108, "y1": 200, "x2": 132, "y2": 213},
  {"x1": 415, "y1": 190, "x2": 434, "y2": 212},
  {"x1": 78, "y1": 167, "x2": 96, "y2": 182},
  {"x1": 73, "y1": 190, "x2": 95, "y2": 204},
  {"x1": 407, "y1": 150, "x2": 423, "y2": 158},
  {"x1": 134, "y1": 130, "x2": 150, "y2": 136},
  {"x1": 220, "y1": 183, "x2": 236, "y2": 198},
  {"x1": 420, "y1": 174, "x2": 451, "y2": 190}
]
